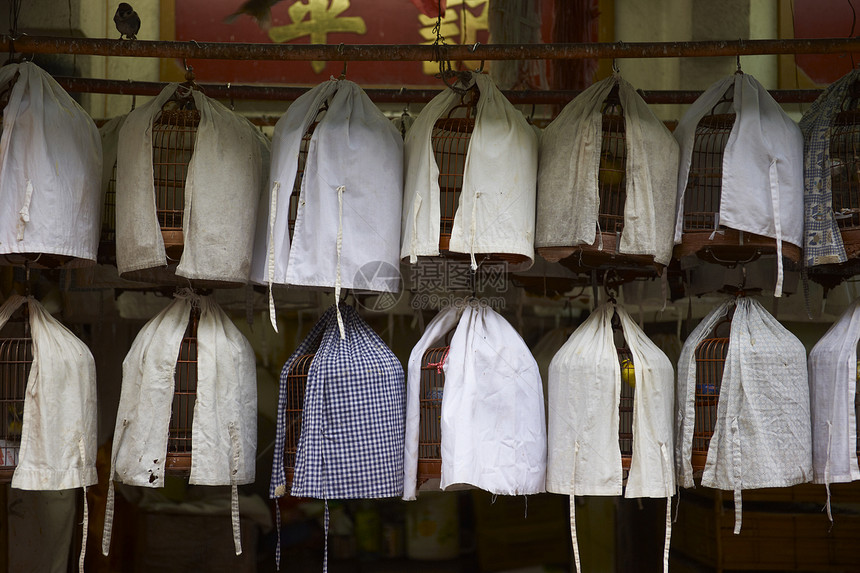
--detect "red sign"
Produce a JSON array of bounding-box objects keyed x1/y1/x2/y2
[
  {"x1": 793, "y1": 0, "x2": 857, "y2": 86},
  {"x1": 170, "y1": 0, "x2": 494, "y2": 87}
]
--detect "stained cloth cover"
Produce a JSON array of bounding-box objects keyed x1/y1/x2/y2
[
  {"x1": 799, "y1": 69, "x2": 860, "y2": 267},
  {"x1": 0, "y1": 295, "x2": 98, "y2": 573},
  {"x1": 116, "y1": 83, "x2": 267, "y2": 284},
  {"x1": 808, "y1": 299, "x2": 860, "y2": 494},
  {"x1": 0, "y1": 62, "x2": 102, "y2": 264},
  {"x1": 400, "y1": 72, "x2": 538, "y2": 270},
  {"x1": 673, "y1": 73, "x2": 804, "y2": 296},
  {"x1": 103, "y1": 292, "x2": 256, "y2": 556},
  {"x1": 403, "y1": 301, "x2": 546, "y2": 500},
  {"x1": 675, "y1": 297, "x2": 811, "y2": 533},
  {"x1": 271, "y1": 304, "x2": 405, "y2": 500},
  {"x1": 536, "y1": 73, "x2": 678, "y2": 266},
  {"x1": 545, "y1": 301, "x2": 674, "y2": 572},
  {"x1": 0, "y1": 295, "x2": 98, "y2": 490},
  {"x1": 250, "y1": 79, "x2": 403, "y2": 294}
]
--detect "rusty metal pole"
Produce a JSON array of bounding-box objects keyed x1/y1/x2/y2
[
  {"x1": 52, "y1": 76, "x2": 823, "y2": 104},
  {"x1": 5, "y1": 35, "x2": 860, "y2": 61}
]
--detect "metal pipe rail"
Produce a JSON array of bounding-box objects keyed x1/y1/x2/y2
[
  {"x1": 6, "y1": 35, "x2": 860, "y2": 62},
  {"x1": 54, "y1": 77, "x2": 822, "y2": 104}
]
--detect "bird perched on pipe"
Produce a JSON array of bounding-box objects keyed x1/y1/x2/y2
[{"x1": 114, "y1": 3, "x2": 141, "y2": 40}]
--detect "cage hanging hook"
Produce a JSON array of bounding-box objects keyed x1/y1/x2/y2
[
  {"x1": 736, "y1": 40, "x2": 743, "y2": 74},
  {"x1": 612, "y1": 58, "x2": 620, "y2": 74},
  {"x1": 226, "y1": 82, "x2": 234, "y2": 110}
]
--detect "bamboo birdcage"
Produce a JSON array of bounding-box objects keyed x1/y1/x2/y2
[
  {"x1": 0, "y1": 307, "x2": 30, "y2": 482},
  {"x1": 828, "y1": 82, "x2": 860, "y2": 257},
  {"x1": 417, "y1": 343, "x2": 450, "y2": 485},
  {"x1": 691, "y1": 317, "x2": 731, "y2": 474},
  {"x1": 539, "y1": 85, "x2": 659, "y2": 281},
  {"x1": 151, "y1": 76, "x2": 200, "y2": 261},
  {"x1": 431, "y1": 84, "x2": 529, "y2": 268},
  {"x1": 283, "y1": 351, "x2": 316, "y2": 488},
  {"x1": 676, "y1": 86, "x2": 801, "y2": 265},
  {"x1": 612, "y1": 315, "x2": 634, "y2": 472},
  {"x1": 165, "y1": 307, "x2": 199, "y2": 476}
]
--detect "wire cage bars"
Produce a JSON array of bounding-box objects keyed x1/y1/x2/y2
[
  {"x1": 431, "y1": 85, "x2": 529, "y2": 268},
  {"x1": 0, "y1": 308, "x2": 30, "y2": 482},
  {"x1": 151, "y1": 100, "x2": 200, "y2": 261},
  {"x1": 98, "y1": 160, "x2": 117, "y2": 264},
  {"x1": 691, "y1": 318, "x2": 731, "y2": 474},
  {"x1": 617, "y1": 345, "x2": 634, "y2": 472},
  {"x1": 165, "y1": 307, "x2": 199, "y2": 476},
  {"x1": 676, "y1": 88, "x2": 801, "y2": 264},
  {"x1": 598, "y1": 87, "x2": 627, "y2": 238},
  {"x1": 828, "y1": 83, "x2": 860, "y2": 256},
  {"x1": 282, "y1": 351, "x2": 317, "y2": 488},
  {"x1": 418, "y1": 344, "x2": 450, "y2": 485}
]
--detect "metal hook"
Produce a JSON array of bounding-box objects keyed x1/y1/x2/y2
[
  {"x1": 736, "y1": 39, "x2": 743, "y2": 74},
  {"x1": 226, "y1": 82, "x2": 234, "y2": 110},
  {"x1": 612, "y1": 59, "x2": 620, "y2": 74},
  {"x1": 127, "y1": 78, "x2": 136, "y2": 110},
  {"x1": 339, "y1": 61, "x2": 347, "y2": 80}
]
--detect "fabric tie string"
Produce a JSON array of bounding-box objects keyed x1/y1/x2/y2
[
  {"x1": 16, "y1": 180, "x2": 33, "y2": 241},
  {"x1": 267, "y1": 181, "x2": 281, "y2": 332},
  {"x1": 569, "y1": 441, "x2": 582, "y2": 573},
  {"x1": 78, "y1": 436, "x2": 89, "y2": 573},
  {"x1": 660, "y1": 443, "x2": 672, "y2": 573},
  {"x1": 824, "y1": 420, "x2": 833, "y2": 521},
  {"x1": 228, "y1": 422, "x2": 243, "y2": 555},
  {"x1": 769, "y1": 159, "x2": 785, "y2": 297},
  {"x1": 731, "y1": 417, "x2": 743, "y2": 534},
  {"x1": 102, "y1": 419, "x2": 129, "y2": 556},
  {"x1": 334, "y1": 185, "x2": 346, "y2": 339}
]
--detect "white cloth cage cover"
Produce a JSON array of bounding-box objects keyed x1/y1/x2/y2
[
  {"x1": 546, "y1": 301, "x2": 675, "y2": 573},
  {"x1": 0, "y1": 294, "x2": 98, "y2": 570},
  {"x1": 536, "y1": 73, "x2": 679, "y2": 266},
  {"x1": 116, "y1": 83, "x2": 269, "y2": 285},
  {"x1": 808, "y1": 299, "x2": 860, "y2": 517},
  {"x1": 403, "y1": 301, "x2": 546, "y2": 501},
  {"x1": 102, "y1": 292, "x2": 257, "y2": 557},
  {"x1": 673, "y1": 73, "x2": 804, "y2": 297},
  {"x1": 400, "y1": 72, "x2": 538, "y2": 271},
  {"x1": 250, "y1": 78, "x2": 403, "y2": 330},
  {"x1": 0, "y1": 62, "x2": 102, "y2": 265},
  {"x1": 675, "y1": 297, "x2": 811, "y2": 534}
]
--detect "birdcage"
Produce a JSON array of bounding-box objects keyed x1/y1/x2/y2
[
  {"x1": 0, "y1": 310, "x2": 30, "y2": 482},
  {"x1": 610, "y1": 310, "x2": 636, "y2": 472},
  {"x1": 691, "y1": 318, "x2": 731, "y2": 474},
  {"x1": 151, "y1": 89, "x2": 200, "y2": 261},
  {"x1": 829, "y1": 84, "x2": 860, "y2": 256},
  {"x1": 165, "y1": 307, "x2": 199, "y2": 476},
  {"x1": 417, "y1": 344, "x2": 450, "y2": 485},
  {"x1": 287, "y1": 104, "x2": 326, "y2": 241},
  {"x1": 98, "y1": 160, "x2": 117, "y2": 264},
  {"x1": 540, "y1": 86, "x2": 658, "y2": 280},
  {"x1": 676, "y1": 88, "x2": 801, "y2": 265},
  {"x1": 431, "y1": 85, "x2": 529, "y2": 268},
  {"x1": 282, "y1": 352, "x2": 316, "y2": 488}
]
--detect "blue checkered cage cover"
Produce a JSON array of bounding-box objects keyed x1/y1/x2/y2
[{"x1": 270, "y1": 304, "x2": 405, "y2": 500}]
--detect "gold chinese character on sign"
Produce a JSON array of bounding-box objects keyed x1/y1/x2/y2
[
  {"x1": 418, "y1": 0, "x2": 489, "y2": 75},
  {"x1": 269, "y1": 0, "x2": 367, "y2": 73}
]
